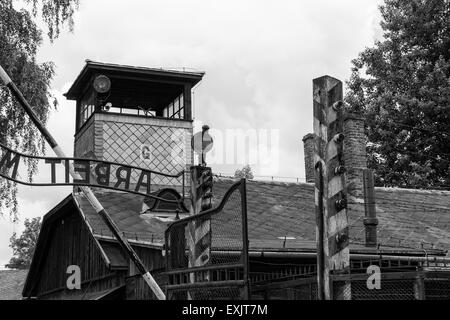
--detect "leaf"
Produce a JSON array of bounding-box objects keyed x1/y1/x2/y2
[
  {"x1": 7, "y1": 217, "x2": 41, "y2": 269},
  {"x1": 345, "y1": 0, "x2": 450, "y2": 189},
  {"x1": 0, "y1": 0, "x2": 79, "y2": 218}
]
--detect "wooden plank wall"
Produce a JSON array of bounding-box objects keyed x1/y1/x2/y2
[
  {"x1": 127, "y1": 246, "x2": 166, "y2": 300},
  {"x1": 34, "y1": 210, "x2": 118, "y2": 298}
]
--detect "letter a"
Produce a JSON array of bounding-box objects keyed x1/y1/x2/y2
[
  {"x1": 366, "y1": 265, "x2": 381, "y2": 290},
  {"x1": 66, "y1": 265, "x2": 81, "y2": 290}
]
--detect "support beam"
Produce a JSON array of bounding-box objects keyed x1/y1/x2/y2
[
  {"x1": 187, "y1": 165, "x2": 213, "y2": 298},
  {"x1": 363, "y1": 169, "x2": 378, "y2": 247}
]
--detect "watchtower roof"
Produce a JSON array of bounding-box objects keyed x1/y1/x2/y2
[{"x1": 64, "y1": 60, "x2": 205, "y2": 100}]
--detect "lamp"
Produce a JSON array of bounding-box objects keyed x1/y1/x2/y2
[{"x1": 93, "y1": 75, "x2": 111, "y2": 94}]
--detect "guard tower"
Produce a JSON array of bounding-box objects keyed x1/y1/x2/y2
[{"x1": 65, "y1": 60, "x2": 204, "y2": 192}]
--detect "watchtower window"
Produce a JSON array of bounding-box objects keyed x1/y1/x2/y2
[
  {"x1": 163, "y1": 93, "x2": 184, "y2": 119},
  {"x1": 66, "y1": 61, "x2": 204, "y2": 132},
  {"x1": 81, "y1": 104, "x2": 95, "y2": 124},
  {"x1": 110, "y1": 107, "x2": 156, "y2": 116},
  {"x1": 79, "y1": 90, "x2": 95, "y2": 127}
]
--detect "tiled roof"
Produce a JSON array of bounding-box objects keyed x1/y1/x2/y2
[
  {"x1": 0, "y1": 270, "x2": 28, "y2": 300},
  {"x1": 73, "y1": 178, "x2": 450, "y2": 255},
  {"x1": 74, "y1": 190, "x2": 167, "y2": 246},
  {"x1": 369, "y1": 187, "x2": 450, "y2": 252}
]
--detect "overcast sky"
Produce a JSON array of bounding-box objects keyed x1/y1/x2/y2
[{"x1": 0, "y1": 0, "x2": 384, "y2": 268}]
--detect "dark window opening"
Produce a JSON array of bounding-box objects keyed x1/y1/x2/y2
[
  {"x1": 163, "y1": 93, "x2": 184, "y2": 119},
  {"x1": 79, "y1": 90, "x2": 95, "y2": 128}
]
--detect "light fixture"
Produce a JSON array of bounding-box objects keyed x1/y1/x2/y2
[
  {"x1": 93, "y1": 75, "x2": 111, "y2": 93},
  {"x1": 277, "y1": 236, "x2": 296, "y2": 240},
  {"x1": 102, "y1": 102, "x2": 112, "y2": 112}
]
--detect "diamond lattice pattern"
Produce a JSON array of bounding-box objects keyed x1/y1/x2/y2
[{"x1": 102, "y1": 121, "x2": 191, "y2": 190}]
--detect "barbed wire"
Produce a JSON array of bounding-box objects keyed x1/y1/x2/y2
[{"x1": 214, "y1": 172, "x2": 307, "y2": 183}]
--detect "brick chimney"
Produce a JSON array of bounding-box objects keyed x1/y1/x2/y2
[
  {"x1": 343, "y1": 112, "x2": 377, "y2": 247},
  {"x1": 343, "y1": 113, "x2": 366, "y2": 201},
  {"x1": 302, "y1": 133, "x2": 315, "y2": 183}
]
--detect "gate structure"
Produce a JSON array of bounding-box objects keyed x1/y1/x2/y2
[{"x1": 164, "y1": 179, "x2": 250, "y2": 300}]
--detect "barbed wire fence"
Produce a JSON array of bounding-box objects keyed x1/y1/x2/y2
[
  {"x1": 214, "y1": 172, "x2": 307, "y2": 183},
  {"x1": 164, "y1": 179, "x2": 250, "y2": 300}
]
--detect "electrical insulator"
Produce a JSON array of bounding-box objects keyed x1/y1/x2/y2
[
  {"x1": 332, "y1": 100, "x2": 344, "y2": 111},
  {"x1": 335, "y1": 198, "x2": 347, "y2": 211},
  {"x1": 199, "y1": 167, "x2": 213, "y2": 212},
  {"x1": 333, "y1": 133, "x2": 345, "y2": 143},
  {"x1": 334, "y1": 165, "x2": 346, "y2": 175}
]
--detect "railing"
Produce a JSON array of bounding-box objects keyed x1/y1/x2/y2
[
  {"x1": 107, "y1": 106, "x2": 156, "y2": 117},
  {"x1": 164, "y1": 179, "x2": 249, "y2": 300},
  {"x1": 248, "y1": 259, "x2": 450, "y2": 300},
  {"x1": 251, "y1": 277, "x2": 318, "y2": 300},
  {"x1": 331, "y1": 270, "x2": 450, "y2": 300}
]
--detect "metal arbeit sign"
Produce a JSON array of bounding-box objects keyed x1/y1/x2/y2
[{"x1": 0, "y1": 142, "x2": 184, "y2": 199}]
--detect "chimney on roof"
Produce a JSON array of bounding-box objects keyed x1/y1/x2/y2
[
  {"x1": 343, "y1": 113, "x2": 366, "y2": 200},
  {"x1": 343, "y1": 112, "x2": 378, "y2": 247},
  {"x1": 302, "y1": 133, "x2": 315, "y2": 183}
]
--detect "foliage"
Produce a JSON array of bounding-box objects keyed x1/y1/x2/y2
[
  {"x1": 6, "y1": 217, "x2": 41, "y2": 269},
  {"x1": 346, "y1": 0, "x2": 450, "y2": 189},
  {"x1": 234, "y1": 164, "x2": 254, "y2": 179},
  {"x1": 0, "y1": 0, "x2": 79, "y2": 218}
]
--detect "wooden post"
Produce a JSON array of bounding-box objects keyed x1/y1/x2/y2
[
  {"x1": 414, "y1": 273, "x2": 426, "y2": 300},
  {"x1": 240, "y1": 179, "x2": 250, "y2": 299},
  {"x1": 183, "y1": 83, "x2": 192, "y2": 120},
  {"x1": 168, "y1": 222, "x2": 186, "y2": 270},
  {"x1": 313, "y1": 76, "x2": 351, "y2": 300},
  {"x1": 187, "y1": 165, "x2": 213, "y2": 298},
  {"x1": 315, "y1": 162, "x2": 325, "y2": 300}
]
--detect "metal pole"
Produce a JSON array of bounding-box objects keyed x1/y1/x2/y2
[
  {"x1": 363, "y1": 169, "x2": 378, "y2": 247},
  {"x1": 0, "y1": 66, "x2": 165, "y2": 300},
  {"x1": 241, "y1": 178, "x2": 250, "y2": 299}
]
